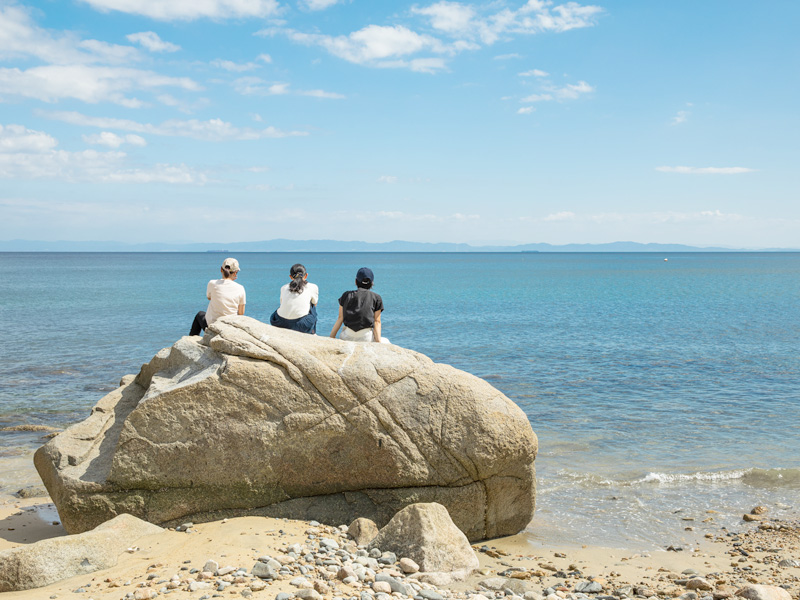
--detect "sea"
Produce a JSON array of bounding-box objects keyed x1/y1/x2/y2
[{"x1": 1, "y1": 252, "x2": 799, "y2": 550}]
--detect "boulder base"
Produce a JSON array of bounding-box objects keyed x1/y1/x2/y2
[{"x1": 35, "y1": 316, "x2": 537, "y2": 541}]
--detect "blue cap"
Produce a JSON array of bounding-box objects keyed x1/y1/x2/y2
[{"x1": 356, "y1": 267, "x2": 374, "y2": 284}]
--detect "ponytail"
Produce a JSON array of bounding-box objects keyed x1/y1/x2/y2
[{"x1": 288, "y1": 263, "x2": 307, "y2": 293}]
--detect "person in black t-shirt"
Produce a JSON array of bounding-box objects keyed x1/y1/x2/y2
[{"x1": 329, "y1": 267, "x2": 387, "y2": 343}]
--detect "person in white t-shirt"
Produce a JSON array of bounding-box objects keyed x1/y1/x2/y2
[
  {"x1": 189, "y1": 257, "x2": 246, "y2": 336},
  {"x1": 269, "y1": 263, "x2": 319, "y2": 334}
]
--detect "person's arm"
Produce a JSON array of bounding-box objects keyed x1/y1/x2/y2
[
  {"x1": 372, "y1": 310, "x2": 382, "y2": 343},
  {"x1": 238, "y1": 303, "x2": 245, "y2": 315},
  {"x1": 330, "y1": 306, "x2": 344, "y2": 338},
  {"x1": 239, "y1": 289, "x2": 246, "y2": 315}
]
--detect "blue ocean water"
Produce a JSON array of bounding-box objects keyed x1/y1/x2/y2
[{"x1": 1, "y1": 252, "x2": 798, "y2": 548}]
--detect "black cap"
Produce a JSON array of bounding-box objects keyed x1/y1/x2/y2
[{"x1": 356, "y1": 267, "x2": 374, "y2": 284}]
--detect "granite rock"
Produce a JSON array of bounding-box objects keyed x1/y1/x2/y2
[{"x1": 35, "y1": 317, "x2": 537, "y2": 541}]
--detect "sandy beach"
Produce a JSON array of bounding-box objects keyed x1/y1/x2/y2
[{"x1": 2, "y1": 492, "x2": 798, "y2": 600}]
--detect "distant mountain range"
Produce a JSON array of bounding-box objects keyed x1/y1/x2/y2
[{"x1": 1, "y1": 239, "x2": 797, "y2": 252}]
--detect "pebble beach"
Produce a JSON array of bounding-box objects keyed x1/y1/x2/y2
[{"x1": 1, "y1": 493, "x2": 798, "y2": 600}]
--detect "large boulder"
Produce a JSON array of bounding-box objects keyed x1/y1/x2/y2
[
  {"x1": 0, "y1": 513, "x2": 162, "y2": 592},
  {"x1": 35, "y1": 316, "x2": 537, "y2": 541}
]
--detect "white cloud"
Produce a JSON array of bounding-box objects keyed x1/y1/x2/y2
[
  {"x1": 301, "y1": 0, "x2": 341, "y2": 10},
  {"x1": 412, "y1": 0, "x2": 602, "y2": 45},
  {"x1": 412, "y1": 2, "x2": 477, "y2": 34},
  {"x1": 287, "y1": 25, "x2": 446, "y2": 62},
  {"x1": 517, "y1": 106, "x2": 534, "y2": 114},
  {"x1": 41, "y1": 110, "x2": 309, "y2": 141},
  {"x1": 377, "y1": 175, "x2": 398, "y2": 184},
  {"x1": 0, "y1": 65, "x2": 201, "y2": 106},
  {"x1": 519, "y1": 68, "x2": 548, "y2": 77},
  {"x1": 266, "y1": 1, "x2": 599, "y2": 72},
  {"x1": 494, "y1": 53, "x2": 522, "y2": 60},
  {"x1": 126, "y1": 31, "x2": 180, "y2": 52},
  {"x1": 656, "y1": 166, "x2": 756, "y2": 175},
  {"x1": 301, "y1": 89, "x2": 345, "y2": 99},
  {"x1": 671, "y1": 110, "x2": 689, "y2": 125},
  {"x1": 212, "y1": 59, "x2": 260, "y2": 72},
  {"x1": 264, "y1": 24, "x2": 464, "y2": 71},
  {"x1": 257, "y1": 53, "x2": 272, "y2": 63},
  {"x1": 0, "y1": 124, "x2": 58, "y2": 153},
  {"x1": 83, "y1": 132, "x2": 147, "y2": 147},
  {"x1": 0, "y1": 144, "x2": 207, "y2": 184},
  {"x1": 78, "y1": 0, "x2": 280, "y2": 21},
  {"x1": 0, "y1": 3, "x2": 140, "y2": 65},
  {"x1": 521, "y1": 80, "x2": 593, "y2": 103}
]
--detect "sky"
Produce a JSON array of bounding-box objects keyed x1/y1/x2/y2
[{"x1": 0, "y1": 0, "x2": 798, "y2": 248}]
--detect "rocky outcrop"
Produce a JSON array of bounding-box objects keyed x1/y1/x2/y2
[
  {"x1": 368, "y1": 502, "x2": 480, "y2": 584},
  {"x1": 0, "y1": 514, "x2": 162, "y2": 592},
  {"x1": 35, "y1": 316, "x2": 537, "y2": 541}
]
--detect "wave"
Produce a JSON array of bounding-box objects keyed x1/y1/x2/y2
[{"x1": 548, "y1": 467, "x2": 800, "y2": 490}]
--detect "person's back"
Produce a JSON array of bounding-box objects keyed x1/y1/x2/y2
[
  {"x1": 270, "y1": 263, "x2": 318, "y2": 334},
  {"x1": 330, "y1": 267, "x2": 388, "y2": 343},
  {"x1": 189, "y1": 257, "x2": 246, "y2": 336},
  {"x1": 206, "y1": 277, "x2": 246, "y2": 324}
]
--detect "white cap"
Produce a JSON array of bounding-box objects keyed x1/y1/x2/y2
[{"x1": 222, "y1": 257, "x2": 240, "y2": 272}]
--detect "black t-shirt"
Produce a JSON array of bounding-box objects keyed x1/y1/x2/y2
[{"x1": 339, "y1": 289, "x2": 384, "y2": 332}]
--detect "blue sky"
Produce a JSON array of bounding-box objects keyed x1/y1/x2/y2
[{"x1": 1, "y1": 0, "x2": 797, "y2": 248}]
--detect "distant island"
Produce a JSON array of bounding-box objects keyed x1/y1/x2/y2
[{"x1": 1, "y1": 239, "x2": 798, "y2": 252}]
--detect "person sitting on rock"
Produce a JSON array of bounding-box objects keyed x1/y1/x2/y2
[
  {"x1": 189, "y1": 257, "x2": 246, "y2": 336},
  {"x1": 330, "y1": 267, "x2": 389, "y2": 343},
  {"x1": 269, "y1": 263, "x2": 319, "y2": 334}
]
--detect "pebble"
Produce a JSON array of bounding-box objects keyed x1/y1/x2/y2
[{"x1": 400, "y1": 557, "x2": 420, "y2": 574}]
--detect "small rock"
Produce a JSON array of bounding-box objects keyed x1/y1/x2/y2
[
  {"x1": 203, "y1": 560, "x2": 219, "y2": 574},
  {"x1": 419, "y1": 591, "x2": 445, "y2": 600},
  {"x1": 686, "y1": 579, "x2": 713, "y2": 591},
  {"x1": 295, "y1": 590, "x2": 322, "y2": 600},
  {"x1": 750, "y1": 506, "x2": 768, "y2": 515},
  {"x1": 575, "y1": 581, "x2": 603, "y2": 594},
  {"x1": 399, "y1": 557, "x2": 420, "y2": 574},
  {"x1": 742, "y1": 514, "x2": 763, "y2": 522},
  {"x1": 372, "y1": 582, "x2": 392, "y2": 594}
]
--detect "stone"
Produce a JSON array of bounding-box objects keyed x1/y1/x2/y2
[
  {"x1": 252, "y1": 563, "x2": 277, "y2": 579},
  {"x1": 203, "y1": 560, "x2": 219, "y2": 574},
  {"x1": 296, "y1": 590, "x2": 323, "y2": 600},
  {"x1": 479, "y1": 577, "x2": 508, "y2": 591},
  {"x1": 372, "y1": 582, "x2": 392, "y2": 594},
  {"x1": 419, "y1": 591, "x2": 445, "y2": 600},
  {"x1": 368, "y1": 503, "x2": 479, "y2": 583},
  {"x1": 575, "y1": 581, "x2": 603, "y2": 594},
  {"x1": 35, "y1": 318, "x2": 537, "y2": 541},
  {"x1": 735, "y1": 586, "x2": 792, "y2": 600},
  {"x1": 375, "y1": 573, "x2": 410, "y2": 595},
  {"x1": 750, "y1": 506, "x2": 768, "y2": 515},
  {"x1": 348, "y1": 517, "x2": 380, "y2": 545},
  {"x1": 742, "y1": 514, "x2": 763, "y2": 522},
  {"x1": 0, "y1": 513, "x2": 162, "y2": 592},
  {"x1": 686, "y1": 579, "x2": 713, "y2": 591},
  {"x1": 399, "y1": 557, "x2": 420, "y2": 573}
]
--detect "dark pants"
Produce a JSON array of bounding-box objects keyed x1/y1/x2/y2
[
  {"x1": 269, "y1": 305, "x2": 317, "y2": 334},
  {"x1": 190, "y1": 311, "x2": 208, "y2": 336}
]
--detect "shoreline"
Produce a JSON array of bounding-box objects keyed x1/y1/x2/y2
[{"x1": 2, "y1": 494, "x2": 798, "y2": 600}]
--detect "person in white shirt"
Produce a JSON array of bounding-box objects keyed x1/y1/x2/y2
[
  {"x1": 189, "y1": 257, "x2": 246, "y2": 336},
  {"x1": 269, "y1": 263, "x2": 319, "y2": 334}
]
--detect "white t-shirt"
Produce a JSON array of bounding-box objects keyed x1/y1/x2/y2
[
  {"x1": 205, "y1": 278, "x2": 246, "y2": 325},
  {"x1": 277, "y1": 282, "x2": 319, "y2": 320}
]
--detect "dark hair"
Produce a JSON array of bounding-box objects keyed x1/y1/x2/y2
[
  {"x1": 356, "y1": 277, "x2": 373, "y2": 290},
  {"x1": 288, "y1": 263, "x2": 307, "y2": 293}
]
